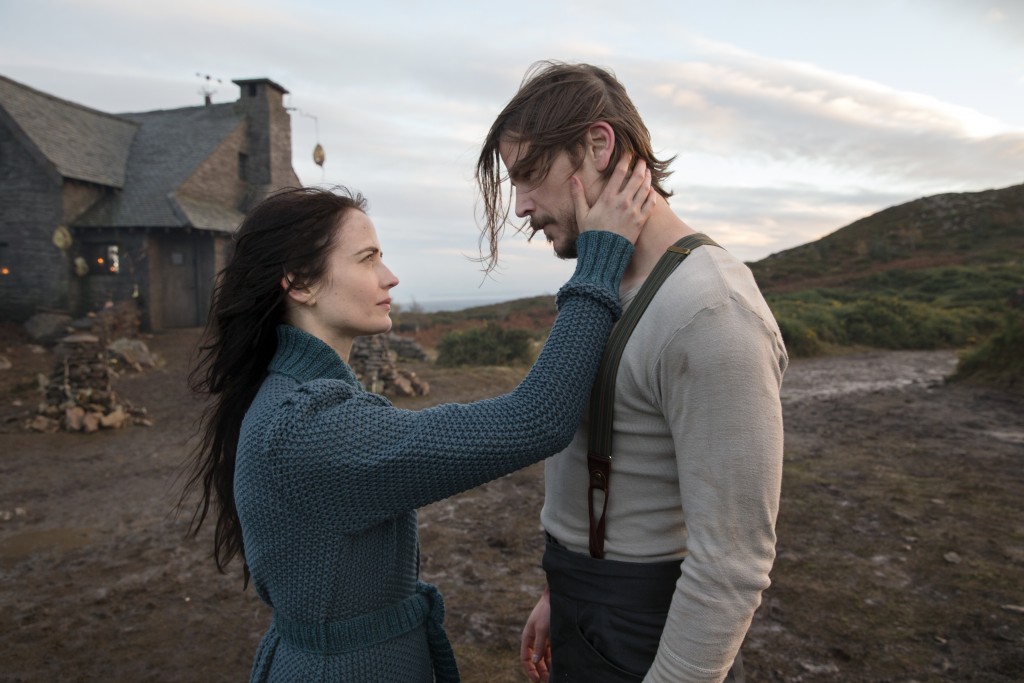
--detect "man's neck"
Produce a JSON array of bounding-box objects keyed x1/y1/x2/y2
[{"x1": 620, "y1": 199, "x2": 697, "y2": 295}]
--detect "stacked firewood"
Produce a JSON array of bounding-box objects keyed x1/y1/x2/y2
[
  {"x1": 350, "y1": 334, "x2": 430, "y2": 397},
  {"x1": 30, "y1": 333, "x2": 150, "y2": 433}
]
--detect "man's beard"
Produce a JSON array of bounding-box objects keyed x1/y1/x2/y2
[{"x1": 529, "y1": 210, "x2": 579, "y2": 260}]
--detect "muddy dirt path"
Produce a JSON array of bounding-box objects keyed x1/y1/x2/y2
[{"x1": 1, "y1": 329, "x2": 1021, "y2": 682}]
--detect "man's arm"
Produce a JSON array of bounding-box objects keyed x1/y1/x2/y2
[
  {"x1": 520, "y1": 588, "x2": 552, "y2": 682},
  {"x1": 645, "y1": 297, "x2": 786, "y2": 683}
]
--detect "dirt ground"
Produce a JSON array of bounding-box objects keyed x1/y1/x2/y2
[{"x1": 1, "y1": 326, "x2": 1022, "y2": 682}]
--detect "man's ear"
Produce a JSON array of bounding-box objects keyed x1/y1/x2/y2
[
  {"x1": 281, "y1": 273, "x2": 315, "y2": 305},
  {"x1": 586, "y1": 122, "x2": 616, "y2": 172}
]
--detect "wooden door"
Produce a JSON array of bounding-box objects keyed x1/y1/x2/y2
[{"x1": 159, "y1": 236, "x2": 200, "y2": 328}]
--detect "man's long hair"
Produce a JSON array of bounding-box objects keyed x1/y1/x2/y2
[{"x1": 475, "y1": 61, "x2": 675, "y2": 273}]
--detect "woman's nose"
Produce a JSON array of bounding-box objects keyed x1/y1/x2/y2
[{"x1": 382, "y1": 264, "x2": 399, "y2": 289}]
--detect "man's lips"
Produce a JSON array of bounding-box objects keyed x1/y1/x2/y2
[{"x1": 529, "y1": 219, "x2": 554, "y2": 241}]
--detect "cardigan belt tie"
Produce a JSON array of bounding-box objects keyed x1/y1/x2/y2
[{"x1": 272, "y1": 581, "x2": 459, "y2": 682}]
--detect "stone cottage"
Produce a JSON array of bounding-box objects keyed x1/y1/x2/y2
[{"x1": 0, "y1": 75, "x2": 301, "y2": 329}]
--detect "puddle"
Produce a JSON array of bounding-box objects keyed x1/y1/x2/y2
[
  {"x1": 985, "y1": 430, "x2": 1024, "y2": 445},
  {"x1": 782, "y1": 350, "x2": 958, "y2": 402},
  {"x1": 0, "y1": 527, "x2": 96, "y2": 566}
]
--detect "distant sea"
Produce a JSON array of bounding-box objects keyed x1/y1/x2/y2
[
  {"x1": 399, "y1": 298, "x2": 505, "y2": 313},
  {"x1": 397, "y1": 294, "x2": 552, "y2": 313}
]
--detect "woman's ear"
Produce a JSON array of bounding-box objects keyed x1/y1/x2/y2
[
  {"x1": 281, "y1": 273, "x2": 316, "y2": 305},
  {"x1": 586, "y1": 121, "x2": 616, "y2": 172}
]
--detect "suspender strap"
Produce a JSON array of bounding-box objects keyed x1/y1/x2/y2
[{"x1": 587, "y1": 233, "x2": 719, "y2": 559}]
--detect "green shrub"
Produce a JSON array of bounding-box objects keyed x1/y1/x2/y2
[
  {"x1": 436, "y1": 323, "x2": 534, "y2": 367},
  {"x1": 766, "y1": 292, "x2": 994, "y2": 356},
  {"x1": 952, "y1": 312, "x2": 1024, "y2": 391},
  {"x1": 775, "y1": 315, "x2": 825, "y2": 357},
  {"x1": 837, "y1": 296, "x2": 975, "y2": 349}
]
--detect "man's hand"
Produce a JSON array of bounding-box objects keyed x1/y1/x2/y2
[
  {"x1": 572, "y1": 157, "x2": 655, "y2": 245},
  {"x1": 520, "y1": 589, "x2": 552, "y2": 682}
]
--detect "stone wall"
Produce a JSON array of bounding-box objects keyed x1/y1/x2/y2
[
  {"x1": 0, "y1": 121, "x2": 68, "y2": 321},
  {"x1": 349, "y1": 334, "x2": 430, "y2": 397},
  {"x1": 178, "y1": 124, "x2": 250, "y2": 209},
  {"x1": 389, "y1": 335, "x2": 429, "y2": 362}
]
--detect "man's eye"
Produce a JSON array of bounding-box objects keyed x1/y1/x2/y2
[{"x1": 515, "y1": 167, "x2": 536, "y2": 183}]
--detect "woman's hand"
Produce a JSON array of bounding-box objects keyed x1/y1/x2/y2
[{"x1": 572, "y1": 157, "x2": 655, "y2": 245}]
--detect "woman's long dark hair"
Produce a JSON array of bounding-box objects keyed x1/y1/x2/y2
[{"x1": 181, "y1": 186, "x2": 367, "y2": 580}]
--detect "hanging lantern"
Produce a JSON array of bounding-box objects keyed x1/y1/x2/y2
[{"x1": 313, "y1": 143, "x2": 325, "y2": 167}]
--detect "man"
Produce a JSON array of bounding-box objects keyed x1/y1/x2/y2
[{"x1": 475, "y1": 62, "x2": 787, "y2": 683}]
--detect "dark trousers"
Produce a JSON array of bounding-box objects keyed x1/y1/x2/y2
[{"x1": 544, "y1": 537, "x2": 744, "y2": 683}]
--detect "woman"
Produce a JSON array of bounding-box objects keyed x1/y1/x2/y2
[{"x1": 183, "y1": 158, "x2": 654, "y2": 682}]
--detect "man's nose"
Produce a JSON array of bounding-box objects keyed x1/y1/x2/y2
[{"x1": 514, "y1": 190, "x2": 534, "y2": 218}]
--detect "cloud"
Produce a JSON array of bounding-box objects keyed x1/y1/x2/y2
[
  {"x1": 982, "y1": 2, "x2": 1024, "y2": 41},
  {"x1": 671, "y1": 183, "x2": 923, "y2": 262},
  {"x1": 623, "y1": 50, "x2": 1023, "y2": 191}
]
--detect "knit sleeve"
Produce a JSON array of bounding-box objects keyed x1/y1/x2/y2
[{"x1": 265, "y1": 231, "x2": 633, "y2": 533}]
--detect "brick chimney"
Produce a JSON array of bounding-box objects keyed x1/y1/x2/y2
[{"x1": 232, "y1": 78, "x2": 295, "y2": 207}]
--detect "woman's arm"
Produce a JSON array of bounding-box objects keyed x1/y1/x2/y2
[
  {"x1": 269, "y1": 230, "x2": 629, "y2": 532},
  {"x1": 267, "y1": 160, "x2": 656, "y2": 532}
]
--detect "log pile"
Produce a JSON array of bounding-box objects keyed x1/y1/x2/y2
[
  {"x1": 350, "y1": 334, "x2": 430, "y2": 397},
  {"x1": 29, "y1": 332, "x2": 151, "y2": 433}
]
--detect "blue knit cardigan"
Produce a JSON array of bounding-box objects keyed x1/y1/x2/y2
[{"x1": 234, "y1": 231, "x2": 632, "y2": 682}]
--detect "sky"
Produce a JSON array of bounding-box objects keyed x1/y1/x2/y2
[{"x1": 1, "y1": 0, "x2": 1021, "y2": 310}]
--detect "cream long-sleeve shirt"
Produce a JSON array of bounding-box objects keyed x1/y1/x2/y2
[{"x1": 540, "y1": 244, "x2": 788, "y2": 683}]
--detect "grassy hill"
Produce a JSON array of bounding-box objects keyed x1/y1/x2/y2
[
  {"x1": 749, "y1": 182, "x2": 1024, "y2": 292},
  {"x1": 747, "y1": 183, "x2": 1024, "y2": 362}
]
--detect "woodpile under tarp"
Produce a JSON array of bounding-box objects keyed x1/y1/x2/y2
[
  {"x1": 350, "y1": 334, "x2": 430, "y2": 397},
  {"x1": 29, "y1": 333, "x2": 153, "y2": 433},
  {"x1": 28, "y1": 300, "x2": 155, "y2": 433}
]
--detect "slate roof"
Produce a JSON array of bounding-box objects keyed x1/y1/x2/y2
[
  {"x1": 74, "y1": 103, "x2": 246, "y2": 231},
  {"x1": 174, "y1": 194, "x2": 248, "y2": 232},
  {"x1": 0, "y1": 75, "x2": 137, "y2": 187},
  {"x1": 0, "y1": 74, "x2": 292, "y2": 234}
]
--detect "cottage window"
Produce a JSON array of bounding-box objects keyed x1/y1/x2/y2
[
  {"x1": 238, "y1": 152, "x2": 249, "y2": 181},
  {"x1": 0, "y1": 242, "x2": 9, "y2": 276},
  {"x1": 83, "y1": 243, "x2": 121, "y2": 275}
]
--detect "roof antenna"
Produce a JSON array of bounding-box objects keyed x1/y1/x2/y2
[
  {"x1": 196, "y1": 72, "x2": 223, "y2": 106},
  {"x1": 286, "y1": 99, "x2": 326, "y2": 181}
]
